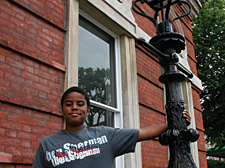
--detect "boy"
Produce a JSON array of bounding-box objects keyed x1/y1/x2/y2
[{"x1": 32, "y1": 86, "x2": 191, "y2": 168}]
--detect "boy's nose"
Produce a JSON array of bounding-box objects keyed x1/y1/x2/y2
[{"x1": 72, "y1": 103, "x2": 78, "y2": 110}]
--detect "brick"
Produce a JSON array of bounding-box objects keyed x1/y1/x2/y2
[
  {"x1": 0, "y1": 145, "x2": 5, "y2": 152},
  {"x1": 15, "y1": 25, "x2": 25, "y2": 34},
  {"x1": 33, "y1": 82, "x2": 50, "y2": 93},
  {"x1": 34, "y1": 68, "x2": 51, "y2": 80},
  {"x1": 1, "y1": 10, "x2": 10, "y2": 20},
  {"x1": 39, "y1": 77, "x2": 48, "y2": 85},
  {"x1": 6, "y1": 129, "x2": 17, "y2": 138},
  {"x1": 21, "y1": 57, "x2": 35, "y2": 66},
  {"x1": 11, "y1": 67, "x2": 21, "y2": 76},
  {"x1": 24, "y1": 65, "x2": 34, "y2": 74},
  {"x1": 31, "y1": 140, "x2": 40, "y2": 149},
  {"x1": 24, "y1": 79, "x2": 34, "y2": 87},
  {"x1": 23, "y1": 109, "x2": 32, "y2": 117},
  {"x1": 47, "y1": 94, "x2": 60, "y2": 102},
  {"x1": 11, "y1": 53, "x2": 22, "y2": 62},
  {"x1": 42, "y1": 39, "x2": 50, "y2": 47},
  {"x1": 15, "y1": 13, "x2": 25, "y2": 22},
  {"x1": 11, "y1": 3, "x2": 30, "y2": 18},
  {"x1": 37, "y1": 120, "x2": 47, "y2": 127},
  {"x1": 22, "y1": 124, "x2": 32, "y2": 133},
  {"x1": 0, "y1": 137, "x2": 20, "y2": 146},
  {"x1": 33, "y1": 111, "x2": 50, "y2": 121},
  {"x1": 18, "y1": 116, "x2": 37, "y2": 125},
  {"x1": 24, "y1": 18, "x2": 41, "y2": 30},
  {"x1": 0, "y1": 24, "x2": 9, "y2": 35},
  {"x1": 50, "y1": 88, "x2": 61, "y2": 96},
  {"x1": 0, "y1": 46, "x2": 11, "y2": 58},
  {"x1": 1, "y1": 120, "x2": 22, "y2": 130},
  {"x1": 21, "y1": 70, "x2": 39, "y2": 82},
  {"x1": 51, "y1": 0, "x2": 64, "y2": 10},
  {"x1": 50, "y1": 115, "x2": 59, "y2": 123},
  {"x1": 9, "y1": 16, "x2": 28, "y2": 30},
  {"x1": 23, "y1": 157, "x2": 33, "y2": 164},
  {"x1": 0, "y1": 69, "x2": 3, "y2": 78},
  {"x1": 5, "y1": 72, "x2": 25, "y2": 84},
  {"x1": 0, "y1": 31, "x2": 14, "y2": 43},
  {"x1": 47, "y1": 122, "x2": 62, "y2": 129},
  {"x1": 36, "y1": 43, "x2": 52, "y2": 54},
  {"x1": 12, "y1": 155, "x2": 22, "y2": 163},
  {"x1": 32, "y1": 126, "x2": 50, "y2": 135},
  {"x1": 21, "y1": 139, "x2": 31, "y2": 147},
  {"x1": 0, "y1": 153, "x2": 12, "y2": 163},
  {"x1": 1, "y1": 104, "x2": 23, "y2": 114},
  {"x1": 39, "y1": 91, "x2": 47, "y2": 99},
  {"x1": 7, "y1": 113, "x2": 18, "y2": 122},
  {"x1": 0, "y1": 55, "x2": 7, "y2": 65},
  {"x1": 0, "y1": 3, "x2": 15, "y2": 16},
  {"x1": 0, "y1": 128, "x2": 6, "y2": 136},
  {"x1": 17, "y1": 131, "x2": 36, "y2": 140},
  {"x1": 42, "y1": 27, "x2": 50, "y2": 35},
  {"x1": 0, "y1": 111, "x2": 8, "y2": 119},
  {"x1": 24, "y1": 30, "x2": 36, "y2": 40},
  {"x1": 38, "y1": 31, "x2": 52, "y2": 42},
  {"x1": 48, "y1": 81, "x2": 61, "y2": 90}
]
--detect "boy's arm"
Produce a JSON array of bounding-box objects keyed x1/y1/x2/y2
[
  {"x1": 138, "y1": 108, "x2": 191, "y2": 141},
  {"x1": 138, "y1": 124, "x2": 168, "y2": 141}
]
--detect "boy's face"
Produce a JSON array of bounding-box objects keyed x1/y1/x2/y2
[{"x1": 62, "y1": 91, "x2": 90, "y2": 132}]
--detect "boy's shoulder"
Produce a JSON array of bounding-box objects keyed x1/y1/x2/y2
[{"x1": 39, "y1": 126, "x2": 115, "y2": 143}]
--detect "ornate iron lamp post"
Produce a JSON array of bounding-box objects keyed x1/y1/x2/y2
[{"x1": 132, "y1": 0, "x2": 200, "y2": 167}]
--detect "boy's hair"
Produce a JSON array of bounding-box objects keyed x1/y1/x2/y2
[{"x1": 61, "y1": 86, "x2": 90, "y2": 108}]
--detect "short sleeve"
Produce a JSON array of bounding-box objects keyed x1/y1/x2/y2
[
  {"x1": 32, "y1": 142, "x2": 46, "y2": 168},
  {"x1": 104, "y1": 127, "x2": 139, "y2": 157}
]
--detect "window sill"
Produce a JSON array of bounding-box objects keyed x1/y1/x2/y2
[{"x1": 0, "y1": 153, "x2": 12, "y2": 163}]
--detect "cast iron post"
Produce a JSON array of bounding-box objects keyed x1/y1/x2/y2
[{"x1": 133, "y1": 0, "x2": 200, "y2": 167}]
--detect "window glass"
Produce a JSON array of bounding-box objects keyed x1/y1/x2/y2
[{"x1": 78, "y1": 16, "x2": 116, "y2": 127}]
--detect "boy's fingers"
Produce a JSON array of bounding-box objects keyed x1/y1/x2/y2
[{"x1": 182, "y1": 110, "x2": 191, "y2": 126}]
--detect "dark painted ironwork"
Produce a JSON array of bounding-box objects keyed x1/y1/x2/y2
[{"x1": 133, "y1": 0, "x2": 200, "y2": 167}]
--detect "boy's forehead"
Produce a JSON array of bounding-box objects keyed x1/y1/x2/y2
[{"x1": 64, "y1": 91, "x2": 86, "y2": 100}]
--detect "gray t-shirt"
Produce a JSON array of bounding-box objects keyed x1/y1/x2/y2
[{"x1": 32, "y1": 126, "x2": 139, "y2": 168}]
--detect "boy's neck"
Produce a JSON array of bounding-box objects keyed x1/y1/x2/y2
[{"x1": 64, "y1": 125, "x2": 85, "y2": 132}]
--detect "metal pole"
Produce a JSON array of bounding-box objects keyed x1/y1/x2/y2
[
  {"x1": 133, "y1": 1, "x2": 200, "y2": 166},
  {"x1": 137, "y1": 38, "x2": 200, "y2": 168},
  {"x1": 159, "y1": 50, "x2": 198, "y2": 168}
]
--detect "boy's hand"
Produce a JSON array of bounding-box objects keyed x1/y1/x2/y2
[{"x1": 183, "y1": 105, "x2": 191, "y2": 126}]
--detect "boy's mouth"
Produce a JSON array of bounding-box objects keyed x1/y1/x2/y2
[{"x1": 69, "y1": 112, "x2": 81, "y2": 117}]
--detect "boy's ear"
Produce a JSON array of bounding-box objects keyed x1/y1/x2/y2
[{"x1": 86, "y1": 107, "x2": 90, "y2": 117}]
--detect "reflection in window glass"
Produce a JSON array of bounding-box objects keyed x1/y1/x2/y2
[
  {"x1": 78, "y1": 16, "x2": 116, "y2": 127},
  {"x1": 84, "y1": 106, "x2": 114, "y2": 127}
]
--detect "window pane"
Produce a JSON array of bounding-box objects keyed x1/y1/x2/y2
[
  {"x1": 84, "y1": 106, "x2": 114, "y2": 127},
  {"x1": 78, "y1": 16, "x2": 116, "y2": 108}
]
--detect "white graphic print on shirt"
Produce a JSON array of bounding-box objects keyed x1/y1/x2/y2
[{"x1": 46, "y1": 135, "x2": 108, "y2": 167}]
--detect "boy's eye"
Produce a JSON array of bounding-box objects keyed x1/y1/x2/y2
[
  {"x1": 65, "y1": 103, "x2": 72, "y2": 107},
  {"x1": 78, "y1": 103, "x2": 84, "y2": 107}
]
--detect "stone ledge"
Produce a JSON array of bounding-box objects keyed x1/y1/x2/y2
[{"x1": 0, "y1": 153, "x2": 12, "y2": 163}]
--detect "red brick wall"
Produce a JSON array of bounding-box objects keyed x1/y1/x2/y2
[
  {"x1": 133, "y1": 2, "x2": 207, "y2": 168},
  {"x1": 0, "y1": 0, "x2": 65, "y2": 167},
  {"x1": 0, "y1": 0, "x2": 207, "y2": 167}
]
